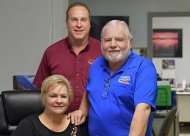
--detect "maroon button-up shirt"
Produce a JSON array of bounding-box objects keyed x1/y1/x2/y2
[{"x1": 33, "y1": 37, "x2": 102, "y2": 113}]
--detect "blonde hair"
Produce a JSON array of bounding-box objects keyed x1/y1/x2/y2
[{"x1": 40, "y1": 75, "x2": 73, "y2": 106}]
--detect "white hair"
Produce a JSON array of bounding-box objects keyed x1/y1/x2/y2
[{"x1": 100, "y1": 20, "x2": 133, "y2": 41}]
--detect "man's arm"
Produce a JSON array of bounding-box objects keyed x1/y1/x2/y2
[
  {"x1": 129, "y1": 103, "x2": 151, "y2": 136},
  {"x1": 68, "y1": 91, "x2": 89, "y2": 125},
  {"x1": 79, "y1": 91, "x2": 89, "y2": 116}
]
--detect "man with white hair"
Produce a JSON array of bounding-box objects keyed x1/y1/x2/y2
[{"x1": 71, "y1": 20, "x2": 157, "y2": 136}]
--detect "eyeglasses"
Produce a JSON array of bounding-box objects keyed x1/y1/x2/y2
[{"x1": 102, "y1": 78, "x2": 111, "y2": 98}]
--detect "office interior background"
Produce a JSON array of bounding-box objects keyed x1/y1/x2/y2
[
  {"x1": 1, "y1": 0, "x2": 190, "y2": 91},
  {"x1": 1, "y1": 0, "x2": 190, "y2": 135}
]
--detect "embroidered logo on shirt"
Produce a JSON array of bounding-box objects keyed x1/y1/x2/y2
[
  {"x1": 118, "y1": 76, "x2": 130, "y2": 84},
  {"x1": 88, "y1": 58, "x2": 95, "y2": 64}
]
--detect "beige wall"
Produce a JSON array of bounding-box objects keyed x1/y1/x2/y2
[
  {"x1": 153, "y1": 17, "x2": 190, "y2": 85},
  {"x1": 0, "y1": 0, "x2": 68, "y2": 91}
]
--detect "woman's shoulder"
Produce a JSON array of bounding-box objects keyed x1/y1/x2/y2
[{"x1": 18, "y1": 114, "x2": 39, "y2": 125}]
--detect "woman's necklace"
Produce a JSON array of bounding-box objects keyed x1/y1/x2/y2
[{"x1": 70, "y1": 125, "x2": 78, "y2": 136}]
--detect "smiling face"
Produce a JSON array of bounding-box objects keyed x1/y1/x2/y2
[
  {"x1": 101, "y1": 21, "x2": 132, "y2": 63},
  {"x1": 44, "y1": 84, "x2": 69, "y2": 115},
  {"x1": 66, "y1": 5, "x2": 90, "y2": 42}
]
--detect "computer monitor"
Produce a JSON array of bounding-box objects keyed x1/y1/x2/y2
[
  {"x1": 90, "y1": 16, "x2": 129, "y2": 40},
  {"x1": 156, "y1": 85, "x2": 172, "y2": 110}
]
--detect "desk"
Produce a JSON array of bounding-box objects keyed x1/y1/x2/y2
[
  {"x1": 152, "y1": 110, "x2": 179, "y2": 136},
  {"x1": 175, "y1": 92, "x2": 190, "y2": 122}
]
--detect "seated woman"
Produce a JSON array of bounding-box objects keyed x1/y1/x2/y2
[{"x1": 11, "y1": 75, "x2": 88, "y2": 136}]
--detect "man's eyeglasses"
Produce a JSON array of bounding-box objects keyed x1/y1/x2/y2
[{"x1": 102, "y1": 78, "x2": 111, "y2": 98}]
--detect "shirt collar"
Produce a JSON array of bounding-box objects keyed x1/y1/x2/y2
[{"x1": 66, "y1": 37, "x2": 90, "y2": 51}]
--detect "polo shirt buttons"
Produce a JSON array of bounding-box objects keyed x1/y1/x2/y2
[
  {"x1": 76, "y1": 98, "x2": 79, "y2": 101},
  {"x1": 76, "y1": 73, "x2": 79, "y2": 76},
  {"x1": 76, "y1": 86, "x2": 79, "y2": 88}
]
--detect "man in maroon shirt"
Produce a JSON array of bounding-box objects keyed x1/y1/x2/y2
[{"x1": 33, "y1": 2, "x2": 102, "y2": 113}]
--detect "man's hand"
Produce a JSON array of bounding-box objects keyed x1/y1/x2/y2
[{"x1": 67, "y1": 110, "x2": 87, "y2": 125}]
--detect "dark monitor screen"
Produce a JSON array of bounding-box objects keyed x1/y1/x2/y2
[{"x1": 90, "y1": 16, "x2": 129, "y2": 40}]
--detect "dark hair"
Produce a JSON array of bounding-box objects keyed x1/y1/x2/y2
[{"x1": 66, "y1": 2, "x2": 90, "y2": 21}]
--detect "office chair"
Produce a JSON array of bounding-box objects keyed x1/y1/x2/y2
[{"x1": 157, "y1": 106, "x2": 177, "y2": 136}]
